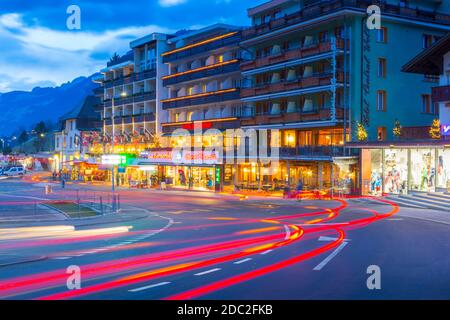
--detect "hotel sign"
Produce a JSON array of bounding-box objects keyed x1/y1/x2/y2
[{"x1": 140, "y1": 150, "x2": 221, "y2": 165}]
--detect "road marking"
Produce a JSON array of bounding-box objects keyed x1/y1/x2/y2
[
  {"x1": 194, "y1": 268, "x2": 221, "y2": 276},
  {"x1": 54, "y1": 257, "x2": 71, "y2": 260},
  {"x1": 260, "y1": 249, "x2": 273, "y2": 255},
  {"x1": 284, "y1": 225, "x2": 290, "y2": 240},
  {"x1": 234, "y1": 258, "x2": 252, "y2": 265},
  {"x1": 128, "y1": 282, "x2": 171, "y2": 293},
  {"x1": 313, "y1": 242, "x2": 348, "y2": 271},
  {"x1": 318, "y1": 236, "x2": 351, "y2": 242}
]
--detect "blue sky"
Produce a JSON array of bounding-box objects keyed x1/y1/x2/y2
[{"x1": 0, "y1": 0, "x2": 265, "y2": 92}]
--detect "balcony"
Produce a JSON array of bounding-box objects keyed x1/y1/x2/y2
[
  {"x1": 241, "y1": 72, "x2": 345, "y2": 98},
  {"x1": 278, "y1": 146, "x2": 358, "y2": 158},
  {"x1": 241, "y1": 108, "x2": 345, "y2": 126},
  {"x1": 161, "y1": 118, "x2": 241, "y2": 134},
  {"x1": 163, "y1": 60, "x2": 240, "y2": 86},
  {"x1": 133, "y1": 113, "x2": 156, "y2": 123},
  {"x1": 432, "y1": 85, "x2": 450, "y2": 103},
  {"x1": 104, "y1": 113, "x2": 155, "y2": 126},
  {"x1": 104, "y1": 91, "x2": 156, "y2": 107},
  {"x1": 103, "y1": 68, "x2": 156, "y2": 89},
  {"x1": 241, "y1": 39, "x2": 347, "y2": 71},
  {"x1": 242, "y1": 0, "x2": 450, "y2": 40},
  {"x1": 162, "y1": 32, "x2": 241, "y2": 63},
  {"x1": 162, "y1": 88, "x2": 241, "y2": 110}
]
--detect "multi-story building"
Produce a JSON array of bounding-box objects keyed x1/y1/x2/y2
[
  {"x1": 138, "y1": 24, "x2": 244, "y2": 191},
  {"x1": 54, "y1": 95, "x2": 100, "y2": 180},
  {"x1": 235, "y1": 0, "x2": 450, "y2": 194},
  {"x1": 349, "y1": 32, "x2": 450, "y2": 196},
  {"x1": 92, "y1": 33, "x2": 172, "y2": 186},
  {"x1": 90, "y1": 0, "x2": 450, "y2": 194}
]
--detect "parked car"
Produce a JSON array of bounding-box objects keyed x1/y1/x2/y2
[{"x1": 3, "y1": 166, "x2": 25, "y2": 176}]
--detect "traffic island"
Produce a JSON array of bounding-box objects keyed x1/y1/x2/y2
[{"x1": 44, "y1": 200, "x2": 98, "y2": 218}]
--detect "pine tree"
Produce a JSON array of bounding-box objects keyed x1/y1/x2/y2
[
  {"x1": 356, "y1": 122, "x2": 368, "y2": 141},
  {"x1": 393, "y1": 119, "x2": 402, "y2": 138},
  {"x1": 429, "y1": 119, "x2": 441, "y2": 140}
]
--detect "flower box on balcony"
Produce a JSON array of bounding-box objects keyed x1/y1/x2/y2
[
  {"x1": 240, "y1": 60, "x2": 255, "y2": 71},
  {"x1": 301, "y1": 44, "x2": 319, "y2": 57},
  {"x1": 319, "y1": 76, "x2": 332, "y2": 86},
  {"x1": 285, "y1": 48, "x2": 302, "y2": 60},
  {"x1": 240, "y1": 88, "x2": 255, "y2": 97},
  {"x1": 301, "y1": 77, "x2": 320, "y2": 88},
  {"x1": 284, "y1": 81, "x2": 301, "y2": 91},
  {"x1": 319, "y1": 42, "x2": 331, "y2": 53}
]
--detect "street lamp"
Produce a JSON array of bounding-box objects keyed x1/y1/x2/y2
[{"x1": 111, "y1": 91, "x2": 127, "y2": 192}]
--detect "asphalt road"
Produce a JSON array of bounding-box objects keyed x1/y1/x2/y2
[{"x1": 0, "y1": 176, "x2": 449, "y2": 300}]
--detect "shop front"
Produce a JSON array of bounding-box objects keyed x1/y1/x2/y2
[
  {"x1": 358, "y1": 142, "x2": 450, "y2": 195},
  {"x1": 232, "y1": 159, "x2": 358, "y2": 194},
  {"x1": 136, "y1": 149, "x2": 222, "y2": 192}
]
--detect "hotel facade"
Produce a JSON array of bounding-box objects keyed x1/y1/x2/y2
[{"x1": 90, "y1": 0, "x2": 450, "y2": 194}]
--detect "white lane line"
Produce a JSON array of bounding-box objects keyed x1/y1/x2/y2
[
  {"x1": 284, "y1": 225, "x2": 291, "y2": 240},
  {"x1": 313, "y1": 242, "x2": 348, "y2": 271},
  {"x1": 234, "y1": 258, "x2": 252, "y2": 265},
  {"x1": 54, "y1": 257, "x2": 71, "y2": 260},
  {"x1": 260, "y1": 249, "x2": 273, "y2": 255},
  {"x1": 128, "y1": 282, "x2": 171, "y2": 293},
  {"x1": 318, "y1": 236, "x2": 351, "y2": 242},
  {"x1": 194, "y1": 268, "x2": 221, "y2": 276}
]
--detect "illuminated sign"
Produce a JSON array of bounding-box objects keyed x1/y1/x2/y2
[
  {"x1": 101, "y1": 155, "x2": 126, "y2": 165},
  {"x1": 442, "y1": 125, "x2": 450, "y2": 136},
  {"x1": 181, "y1": 122, "x2": 213, "y2": 131},
  {"x1": 140, "y1": 150, "x2": 221, "y2": 165}
]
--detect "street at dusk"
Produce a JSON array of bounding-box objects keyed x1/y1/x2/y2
[
  {"x1": 0, "y1": 177, "x2": 448, "y2": 300},
  {"x1": 1, "y1": 0, "x2": 450, "y2": 310}
]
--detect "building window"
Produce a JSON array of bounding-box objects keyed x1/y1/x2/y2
[
  {"x1": 299, "y1": 131, "x2": 312, "y2": 146},
  {"x1": 284, "y1": 130, "x2": 296, "y2": 148},
  {"x1": 377, "y1": 127, "x2": 387, "y2": 141},
  {"x1": 187, "y1": 87, "x2": 194, "y2": 96},
  {"x1": 378, "y1": 58, "x2": 387, "y2": 78},
  {"x1": 377, "y1": 91, "x2": 387, "y2": 111},
  {"x1": 422, "y1": 94, "x2": 432, "y2": 114},
  {"x1": 377, "y1": 27, "x2": 388, "y2": 43},
  {"x1": 187, "y1": 111, "x2": 193, "y2": 121},
  {"x1": 318, "y1": 31, "x2": 329, "y2": 43},
  {"x1": 318, "y1": 93, "x2": 327, "y2": 109},
  {"x1": 422, "y1": 34, "x2": 434, "y2": 49}
]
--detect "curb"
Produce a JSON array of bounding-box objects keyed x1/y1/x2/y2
[{"x1": 0, "y1": 255, "x2": 47, "y2": 268}]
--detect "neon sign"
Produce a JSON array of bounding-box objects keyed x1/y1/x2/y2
[{"x1": 442, "y1": 125, "x2": 450, "y2": 136}]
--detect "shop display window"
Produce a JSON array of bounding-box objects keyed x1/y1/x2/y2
[
  {"x1": 410, "y1": 149, "x2": 436, "y2": 192},
  {"x1": 383, "y1": 149, "x2": 408, "y2": 194}
]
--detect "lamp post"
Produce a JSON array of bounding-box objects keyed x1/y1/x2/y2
[{"x1": 111, "y1": 91, "x2": 127, "y2": 192}]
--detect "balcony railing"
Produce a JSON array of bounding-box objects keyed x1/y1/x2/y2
[
  {"x1": 242, "y1": 0, "x2": 450, "y2": 40},
  {"x1": 163, "y1": 60, "x2": 240, "y2": 86},
  {"x1": 104, "y1": 91, "x2": 156, "y2": 107},
  {"x1": 241, "y1": 72, "x2": 345, "y2": 98},
  {"x1": 241, "y1": 107, "x2": 345, "y2": 126},
  {"x1": 104, "y1": 113, "x2": 156, "y2": 126},
  {"x1": 241, "y1": 39, "x2": 347, "y2": 71},
  {"x1": 162, "y1": 88, "x2": 241, "y2": 110},
  {"x1": 103, "y1": 68, "x2": 157, "y2": 89},
  {"x1": 162, "y1": 32, "x2": 242, "y2": 63},
  {"x1": 432, "y1": 85, "x2": 450, "y2": 103},
  {"x1": 278, "y1": 146, "x2": 358, "y2": 158}
]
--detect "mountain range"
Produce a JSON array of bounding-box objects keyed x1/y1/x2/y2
[{"x1": 0, "y1": 75, "x2": 99, "y2": 136}]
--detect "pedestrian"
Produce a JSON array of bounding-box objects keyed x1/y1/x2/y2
[{"x1": 61, "y1": 177, "x2": 66, "y2": 189}]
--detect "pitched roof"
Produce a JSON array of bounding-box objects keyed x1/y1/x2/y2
[
  {"x1": 60, "y1": 95, "x2": 100, "y2": 121},
  {"x1": 402, "y1": 33, "x2": 450, "y2": 75}
]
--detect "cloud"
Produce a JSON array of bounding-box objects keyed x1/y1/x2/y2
[
  {"x1": 158, "y1": 0, "x2": 187, "y2": 7},
  {"x1": 0, "y1": 13, "x2": 174, "y2": 92}
]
